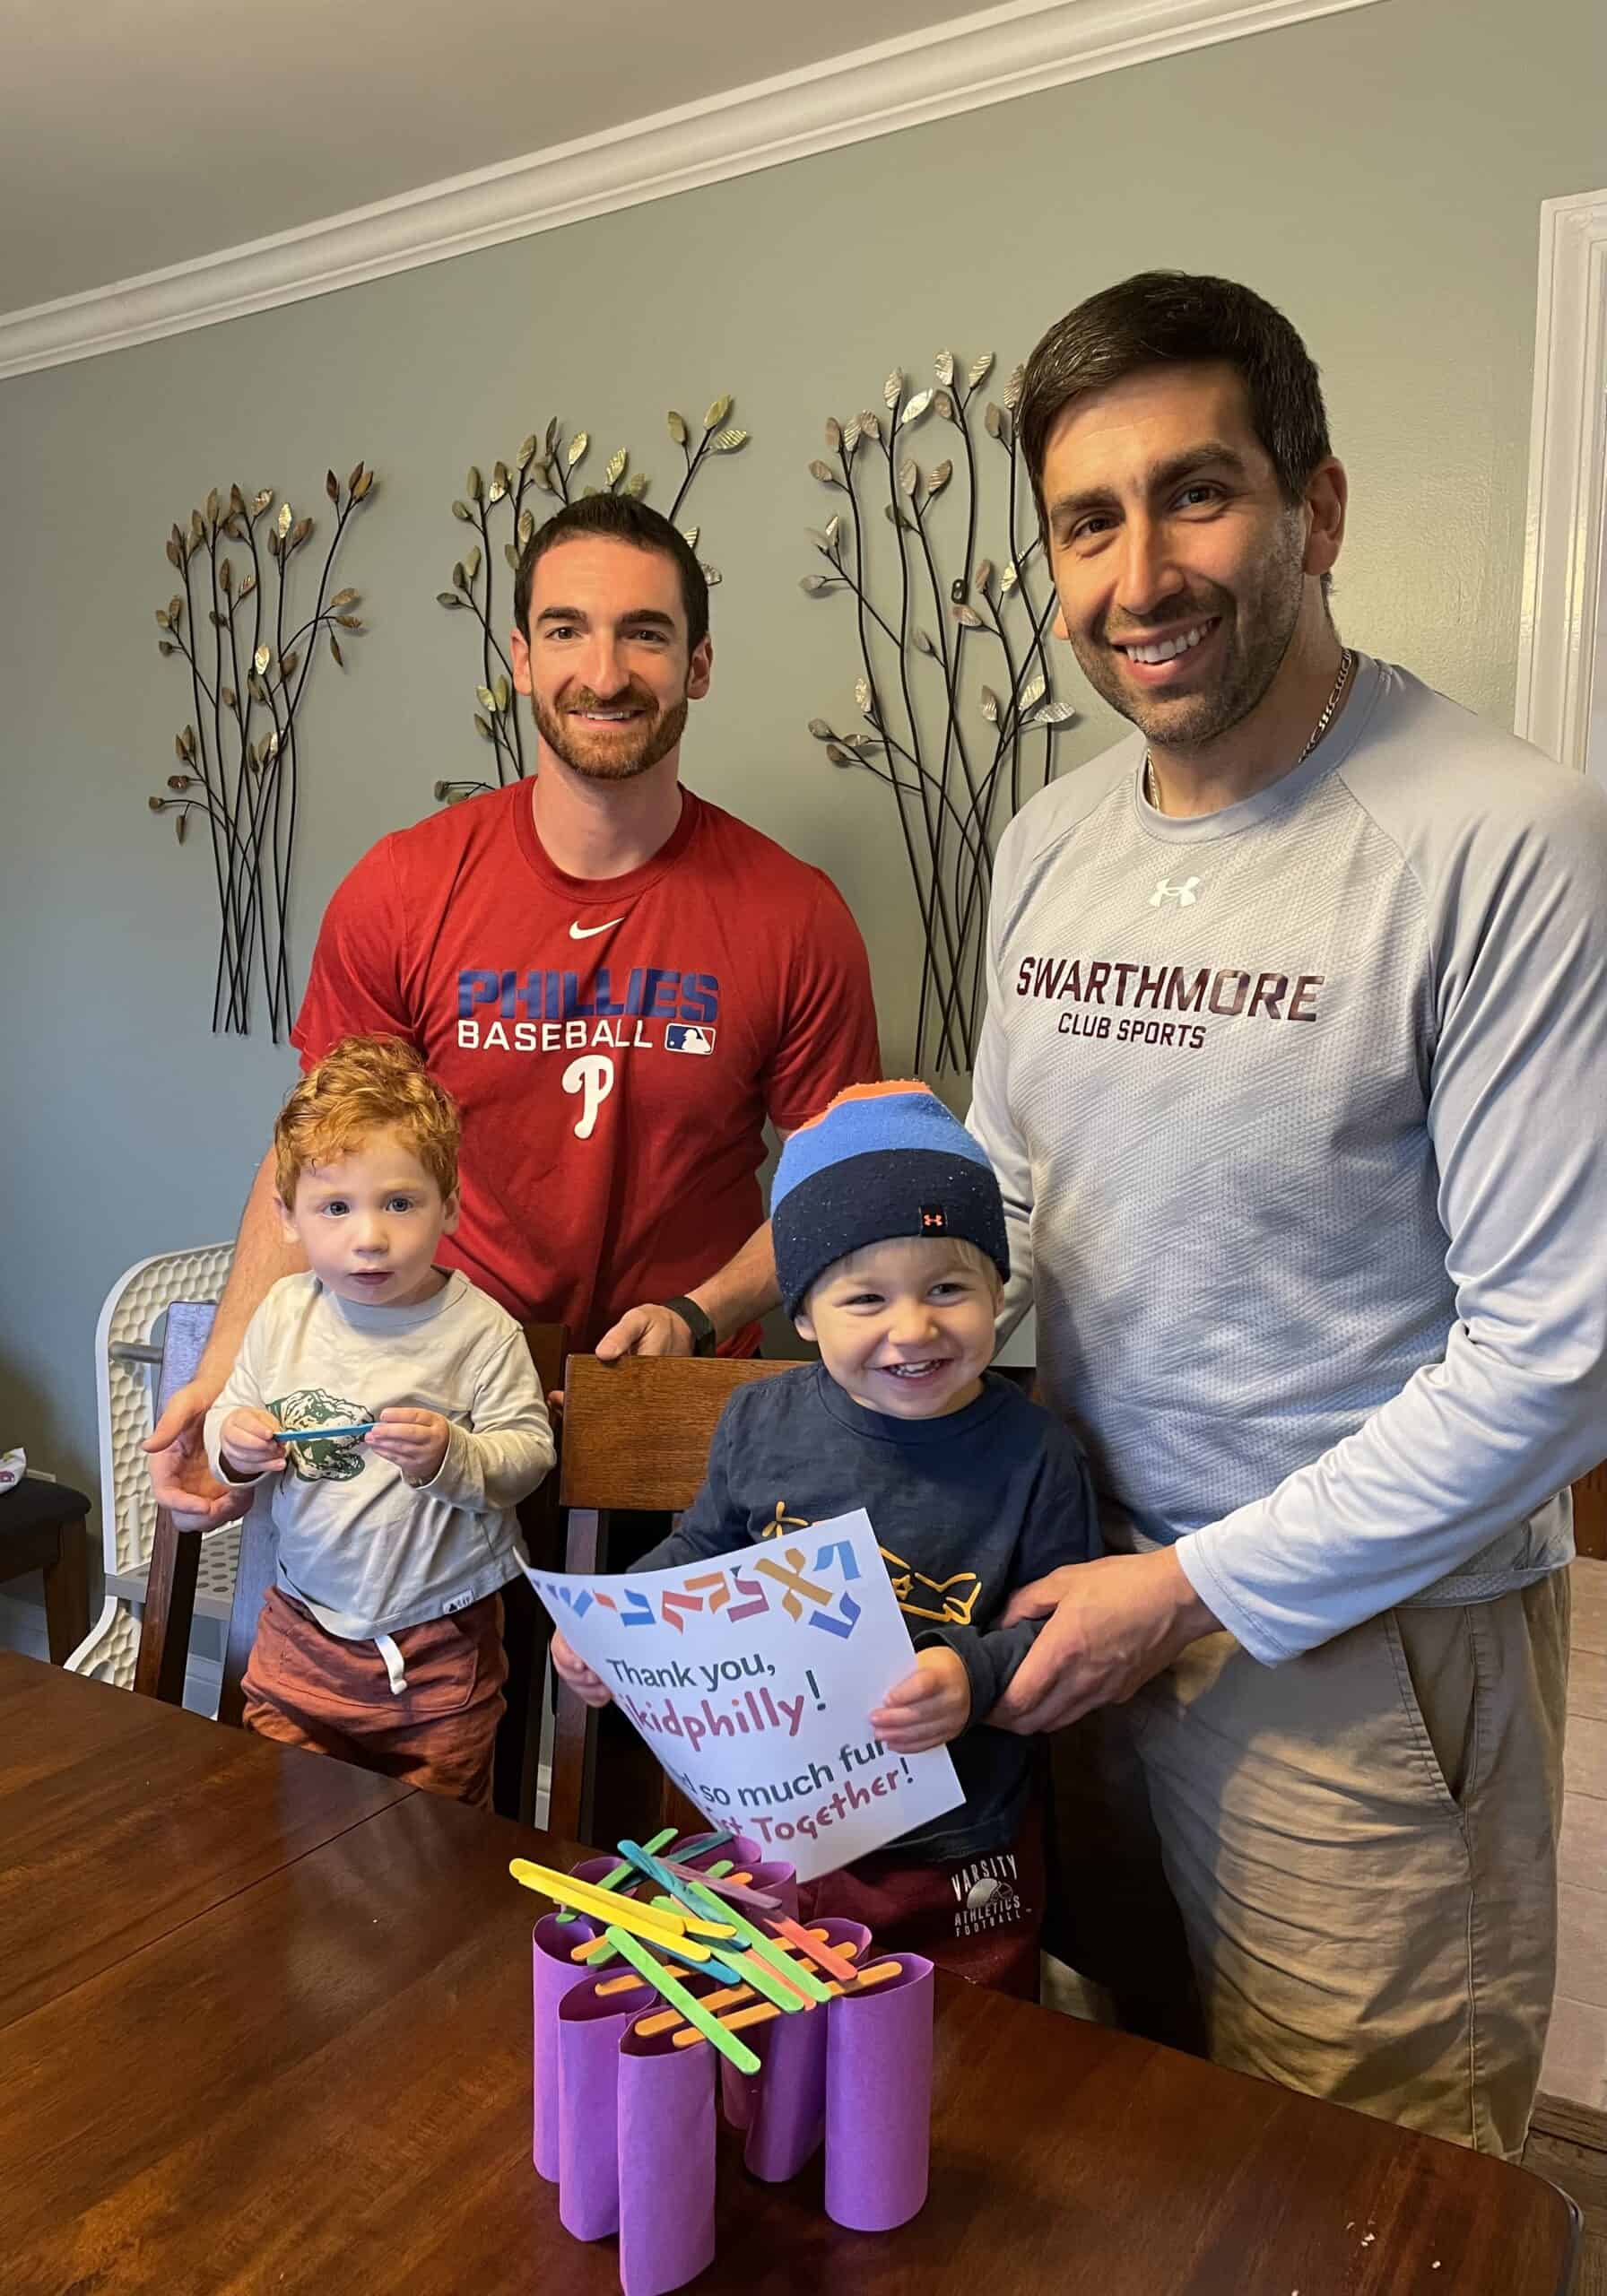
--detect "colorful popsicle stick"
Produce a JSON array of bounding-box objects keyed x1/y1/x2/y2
[
  {"x1": 683, "y1": 1880, "x2": 834, "y2": 2005},
  {"x1": 672, "y1": 1829, "x2": 734, "y2": 1861},
  {"x1": 656, "y1": 1857, "x2": 781, "y2": 1913},
  {"x1": 641, "y1": 1901, "x2": 810, "y2": 2012},
  {"x1": 604, "y1": 1926, "x2": 761, "y2": 2075},
  {"x1": 508, "y1": 1860, "x2": 725, "y2": 1958},
  {"x1": 555, "y1": 1826, "x2": 677, "y2": 1926},
  {"x1": 633, "y1": 1933, "x2": 863, "y2": 2037},
  {"x1": 666, "y1": 1959, "x2": 904, "y2": 2049},
  {"x1": 770, "y1": 1915, "x2": 861, "y2": 1985},
  {"x1": 531, "y1": 1859, "x2": 734, "y2": 1940},
  {"x1": 271, "y1": 1423, "x2": 374, "y2": 1440}
]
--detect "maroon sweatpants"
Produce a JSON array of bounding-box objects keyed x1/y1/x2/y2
[
  {"x1": 241, "y1": 1585, "x2": 508, "y2": 1808},
  {"x1": 797, "y1": 1802, "x2": 1045, "y2": 1999}
]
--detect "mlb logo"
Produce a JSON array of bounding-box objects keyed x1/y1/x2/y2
[{"x1": 665, "y1": 1024, "x2": 717, "y2": 1055}]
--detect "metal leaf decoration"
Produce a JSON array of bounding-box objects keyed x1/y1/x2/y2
[
  {"x1": 435, "y1": 395, "x2": 749, "y2": 801},
  {"x1": 146, "y1": 465, "x2": 378, "y2": 1037},
  {"x1": 804, "y1": 347, "x2": 1078, "y2": 1072}
]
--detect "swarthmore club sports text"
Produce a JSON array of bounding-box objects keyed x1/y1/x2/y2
[{"x1": 1015, "y1": 952, "x2": 1325, "y2": 1053}]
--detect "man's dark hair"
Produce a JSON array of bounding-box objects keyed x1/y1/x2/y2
[
  {"x1": 512, "y1": 493, "x2": 709, "y2": 652},
  {"x1": 1019, "y1": 271, "x2": 1333, "y2": 519}
]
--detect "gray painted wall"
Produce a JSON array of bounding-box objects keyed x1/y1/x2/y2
[{"x1": 2, "y1": 0, "x2": 1603, "y2": 1605}]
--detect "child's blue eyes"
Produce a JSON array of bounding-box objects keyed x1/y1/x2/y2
[
  {"x1": 317, "y1": 1197, "x2": 418, "y2": 1217},
  {"x1": 836, "y1": 1284, "x2": 968, "y2": 1309}
]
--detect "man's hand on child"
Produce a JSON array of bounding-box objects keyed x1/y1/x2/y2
[
  {"x1": 219, "y1": 1407, "x2": 288, "y2": 1481},
  {"x1": 366, "y1": 1407, "x2": 450, "y2": 1484},
  {"x1": 551, "y1": 1630, "x2": 612, "y2": 1708},
  {"x1": 870, "y1": 1646, "x2": 971, "y2": 1752},
  {"x1": 993, "y1": 1549, "x2": 1220, "y2": 1733}
]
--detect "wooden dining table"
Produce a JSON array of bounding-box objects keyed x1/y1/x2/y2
[{"x1": 0, "y1": 1649, "x2": 1580, "y2": 2295}]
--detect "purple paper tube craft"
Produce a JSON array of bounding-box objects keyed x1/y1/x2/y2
[
  {"x1": 743, "y1": 1859, "x2": 799, "y2": 1919},
  {"x1": 823, "y1": 1952, "x2": 934, "y2": 2233},
  {"x1": 557, "y1": 1975, "x2": 651, "y2": 2240},
  {"x1": 533, "y1": 1913, "x2": 603, "y2": 2179},
  {"x1": 745, "y1": 1918, "x2": 872, "y2": 2184},
  {"x1": 720, "y1": 2056, "x2": 757, "y2": 2132},
  {"x1": 617, "y1": 2020, "x2": 718, "y2": 2296}
]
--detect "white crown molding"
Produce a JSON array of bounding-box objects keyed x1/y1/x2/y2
[
  {"x1": 1515, "y1": 187, "x2": 1607, "y2": 783},
  {"x1": 0, "y1": 0, "x2": 1385, "y2": 382}
]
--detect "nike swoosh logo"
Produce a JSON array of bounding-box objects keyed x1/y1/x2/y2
[{"x1": 569, "y1": 918, "x2": 626, "y2": 940}]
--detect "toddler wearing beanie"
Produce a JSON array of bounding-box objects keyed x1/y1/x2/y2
[{"x1": 552, "y1": 1081, "x2": 1098, "y2": 1996}]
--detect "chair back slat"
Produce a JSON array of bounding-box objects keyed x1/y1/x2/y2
[
  {"x1": 559, "y1": 1354, "x2": 792, "y2": 1513},
  {"x1": 548, "y1": 1352, "x2": 797, "y2": 1841}
]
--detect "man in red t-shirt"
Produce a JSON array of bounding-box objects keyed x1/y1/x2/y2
[{"x1": 146, "y1": 494, "x2": 880, "y2": 1526}]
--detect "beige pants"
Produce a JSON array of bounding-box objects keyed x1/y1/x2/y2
[{"x1": 1052, "y1": 1575, "x2": 1570, "y2": 2157}]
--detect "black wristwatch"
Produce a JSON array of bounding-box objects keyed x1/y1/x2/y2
[{"x1": 658, "y1": 1295, "x2": 718, "y2": 1356}]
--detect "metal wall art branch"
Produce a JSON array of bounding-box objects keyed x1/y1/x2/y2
[
  {"x1": 147, "y1": 465, "x2": 377, "y2": 1040},
  {"x1": 434, "y1": 398, "x2": 748, "y2": 804},
  {"x1": 803, "y1": 354, "x2": 1077, "y2": 1073}
]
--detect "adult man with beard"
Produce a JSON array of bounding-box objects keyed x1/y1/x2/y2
[
  {"x1": 147, "y1": 495, "x2": 879, "y2": 1525},
  {"x1": 970, "y1": 272, "x2": 1607, "y2": 2153}
]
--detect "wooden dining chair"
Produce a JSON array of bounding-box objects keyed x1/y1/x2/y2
[
  {"x1": 135, "y1": 1311, "x2": 568, "y2": 1822},
  {"x1": 545, "y1": 1350, "x2": 795, "y2": 1844}
]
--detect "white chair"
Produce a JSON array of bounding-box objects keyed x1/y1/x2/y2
[{"x1": 69, "y1": 1244, "x2": 237, "y2": 1706}]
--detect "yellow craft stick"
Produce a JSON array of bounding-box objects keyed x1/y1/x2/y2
[
  {"x1": 509, "y1": 1857, "x2": 735, "y2": 1938},
  {"x1": 511, "y1": 1846, "x2": 730, "y2": 1937},
  {"x1": 509, "y1": 1861, "x2": 722, "y2": 1959},
  {"x1": 668, "y1": 1959, "x2": 903, "y2": 2048}
]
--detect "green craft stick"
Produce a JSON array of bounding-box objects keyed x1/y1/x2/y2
[
  {"x1": 555, "y1": 1826, "x2": 677, "y2": 1926},
  {"x1": 604, "y1": 1926, "x2": 761, "y2": 2075},
  {"x1": 705, "y1": 1860, "x2": 734, "y2": 1879},
  {"x1": 649, "y1": 1896, "x2": 820, "y2": 2011},
  {"x1": 645, "y1": 1895, "x2": 802, "y2": 2011},
  {"x1": 683, "y1": 1881, "x2": 834, "y2": 2004}
]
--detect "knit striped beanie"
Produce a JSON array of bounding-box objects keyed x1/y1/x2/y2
[{"x1": 771, "y1": 1081, "x2": 1009, "y2": 1316}]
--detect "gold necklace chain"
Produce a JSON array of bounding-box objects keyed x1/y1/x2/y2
[{"x1": 1143, "y1": 648, "x2": 1354, "y2": 813}]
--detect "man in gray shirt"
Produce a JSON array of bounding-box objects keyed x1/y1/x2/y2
[{"x1": 970, "y1": 270, "x2": 1607, "y2": 2155}]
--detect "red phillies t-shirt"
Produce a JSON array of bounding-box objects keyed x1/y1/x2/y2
[{"x1": 291, "y1": 784, "x2": 881, "y2": 1348}]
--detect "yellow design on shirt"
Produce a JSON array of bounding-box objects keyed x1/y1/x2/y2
[{"x1": 761, "y1": 1502, "x2": 983, "y2": 1625}]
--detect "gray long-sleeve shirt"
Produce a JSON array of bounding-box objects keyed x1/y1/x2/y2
[
  {"x1": 969, "y1": 653, "x2": 1607, "y2": 1664},
  {"x1": 205, "y1": 1270, "x2": 554, "y2": 1639}
]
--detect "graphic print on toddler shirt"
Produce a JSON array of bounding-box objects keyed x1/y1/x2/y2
[
  {"x1": 271, "y1": 1388, "x2": 373, "y2": 1483},
  {"x1": 762, "y1": 1501, "x2": 983, "y2": 1626}
]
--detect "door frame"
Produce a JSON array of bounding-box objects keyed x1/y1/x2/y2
[{"x1": 1516, "y1": 187, "x2": 1607, "y2": 787}]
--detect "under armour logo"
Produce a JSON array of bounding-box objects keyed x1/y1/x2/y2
[
  {"x1": 561, "y1": 1053, "x2": 615, "y2": 1139},
  {"x1": 1149, "y1": 875, "x2": 1202, "y2": 908}
]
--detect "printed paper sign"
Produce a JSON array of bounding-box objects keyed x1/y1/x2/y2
[{"x1": 530, "y1": 1509, "x2": 963, "y2": 1882}]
